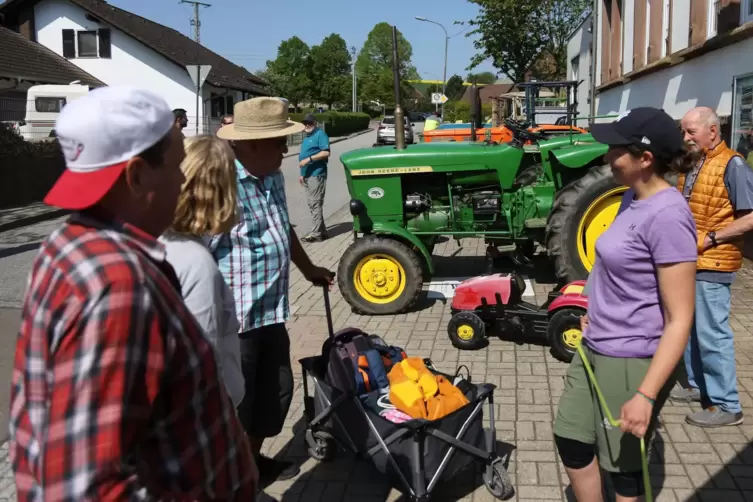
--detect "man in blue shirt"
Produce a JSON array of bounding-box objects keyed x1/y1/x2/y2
[{"x1": 298, "y1": 114, "x2": 330, "y2": 242}]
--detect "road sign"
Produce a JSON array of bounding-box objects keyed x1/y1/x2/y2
[
  {"x1": 431, "y1": 92, "x2": 449, "y2": 104},
  {"x1": 186, "y1": 65, "x2": 212, "y2": 90}
]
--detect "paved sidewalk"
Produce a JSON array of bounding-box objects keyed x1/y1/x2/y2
[
  {"x1": 267, "y1": 210, "x2": 753, "y2": 501},
  {"x1": 2, "y1": 205, "x2": 753, "y2": 501}
]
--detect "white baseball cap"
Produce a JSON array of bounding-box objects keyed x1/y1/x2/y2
[{"x1": 44, "y1": 85, "x2": 175, "y2": 210}]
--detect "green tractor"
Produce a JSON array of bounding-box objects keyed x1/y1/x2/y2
[{"x1": 336, "y1": 26, "x2": 621, "y2": 315}]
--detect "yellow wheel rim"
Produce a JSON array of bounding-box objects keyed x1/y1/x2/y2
[
  {"x1": 353, "y1": 254, "x2": 407, "y2": 304},
  {"x1": 563, "y1": 328, "x2": 583, "y2": 349},
  {"x1": 576, "y1": 187, "x2": 627, "y2": 272},
  {"x1": 457, "y1": 324, "x2": 475, "y2": 341}
]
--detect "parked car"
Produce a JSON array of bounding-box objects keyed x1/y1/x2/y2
[
  {"x1": 408, "y1": 111, "x2": 426, "y2": 122},
  {"x1": 376, "y1": 115, "x2": 415, "y2": 145}
]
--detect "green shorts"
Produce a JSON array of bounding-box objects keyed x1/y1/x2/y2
[{"x1": 553, "y1": 345, "x2": 675, "y2": 473}]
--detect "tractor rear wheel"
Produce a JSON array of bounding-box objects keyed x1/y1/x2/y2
[
  {"x1": 545, "y1": 164, "x2": 627, "y2": 282},
  {"x1": 338, "y1": 236, "x2": 424, "y2": 315}
]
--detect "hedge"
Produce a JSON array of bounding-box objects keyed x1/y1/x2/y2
[
  {"x1": 289, "y1": 111, "x2": 371, "y2": 137},
  {"x1": 442, "y1": 102, "x2": 493, "y2": 123},
  {"x1": 0, "y1": 123, "x2": 66, "y2": 208}
]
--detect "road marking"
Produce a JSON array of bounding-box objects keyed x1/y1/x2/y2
[{"x1": 425, "y1": 276, "x2": 535, "y2": 300}]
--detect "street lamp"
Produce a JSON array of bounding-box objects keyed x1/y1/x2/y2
[{"x1": 415, "y1": 16, "x2": 448, "y2": 118}]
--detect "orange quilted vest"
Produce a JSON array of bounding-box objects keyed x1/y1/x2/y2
[{"x1": 676, "y1": 141, "x2": 745, "y2": 272}]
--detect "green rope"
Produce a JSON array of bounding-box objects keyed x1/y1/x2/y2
[{"x1": 575, "y1": 344, "x2": 653, "y2": 502}]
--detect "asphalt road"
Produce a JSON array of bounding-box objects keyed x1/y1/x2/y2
[{"x1": 0, "y1": 125, "x2": 419, "y2": 437}]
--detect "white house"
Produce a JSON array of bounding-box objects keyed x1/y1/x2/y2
[
  {"x1": 583, "y1": 0, "x2": 753, "y2": 155},
  {"x1": 566, "y1": 12, "x2": 593, "y2": 125},
  {"x1": 0, "y1": 0, "x2": 268, "y2": 135}
]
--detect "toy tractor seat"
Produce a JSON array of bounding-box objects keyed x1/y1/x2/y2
[{"x1": 506, "y1": 272, "x2": 527, "y2": 304}]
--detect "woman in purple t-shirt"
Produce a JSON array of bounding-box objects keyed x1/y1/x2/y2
[{"x1": 553, "y1": 108, "x2": 700, "y2": 502}]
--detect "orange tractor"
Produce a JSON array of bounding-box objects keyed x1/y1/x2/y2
[{"x1": 422, "y1": 80, "x2": 588, "y2": 144}]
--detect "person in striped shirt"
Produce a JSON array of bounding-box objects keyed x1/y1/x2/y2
[{"x1": 214, "y1": 96, "x2": 335, "y2": 484}]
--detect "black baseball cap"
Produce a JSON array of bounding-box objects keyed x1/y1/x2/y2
[
  {"x1": 591, "y1": 107, "x2": 684, "y2": 160},
  {"x1": 302, "y1": 113, "x2": 317, "y2": 124}
]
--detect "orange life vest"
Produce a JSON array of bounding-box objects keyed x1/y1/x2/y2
[{"x1": 676, "y1": 141, "x2": 745, "y2": 272}]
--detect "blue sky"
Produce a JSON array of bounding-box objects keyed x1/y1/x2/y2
[{"x1": 107, "y1": 0, "x2": 498, "y2": 81}]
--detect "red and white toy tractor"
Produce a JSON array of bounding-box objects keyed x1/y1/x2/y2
[{"x1": 448, "y1": 273, "x2": 588, "y2": 363}]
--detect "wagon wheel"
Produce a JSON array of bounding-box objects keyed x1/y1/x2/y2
[{"x1": 484, "y1": 458, "x2": 514, "y2": 500}]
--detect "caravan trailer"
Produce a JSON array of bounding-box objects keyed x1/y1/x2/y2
[{"x1": 17, "y1": 82, "x2": 90, "y2": 140}]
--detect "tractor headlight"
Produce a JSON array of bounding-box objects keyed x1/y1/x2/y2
[{"x1": 349, "y1": 199, "x2": 365, "y2": 216}]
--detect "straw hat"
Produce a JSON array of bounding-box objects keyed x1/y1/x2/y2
[{"x1": 217, "y1": 96, "x2": 304, "y2": 140}]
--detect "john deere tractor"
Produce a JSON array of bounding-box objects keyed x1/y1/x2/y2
[{"x1": 336, "y1": 25, "x2": 622, "y2": 315}]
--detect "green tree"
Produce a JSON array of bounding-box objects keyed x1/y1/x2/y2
[
  {"x1": 309, "y1": 33, "x2": 352, "y2": 109},
  {"x1": 263, "y1": 36, "x2": 312, "y2": 109},
  {"x1": 536, "y1": 0, "x2": 591, "y2": 80},
  {"x1": 462, "y1": 0, "x2": 588, "y2": 82},
  {"x1": 356, "y1": 23, "x2": 419, "y2": 106},
  {"x1": 445, "y1": 74, "x2": 466, "y2": 100},
  {"x1": 466, "y1": 71, "x2": 496, "y2": 84}
]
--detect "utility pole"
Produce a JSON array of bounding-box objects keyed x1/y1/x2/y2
[
  {"x1": 180, "y1": 0, "x2": 211, "y2": 43},
  {"x1": 180, "y1": 0, "x2": 210, "y2": 135},
  {"x1": 351, "y1": 46, "x2": 357, "y2": 112}
]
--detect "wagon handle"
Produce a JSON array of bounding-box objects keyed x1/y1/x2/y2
[{"x1": 322, "y1": 285, "x2": 335, "y2": 339}]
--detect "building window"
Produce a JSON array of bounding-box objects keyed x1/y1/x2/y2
[
  {"x1": 210, "y1": 94, "x2": 235, "y2": 118},
  {"x1": 732, "y1": 73, "x2": 753, "y2": 163},
  {"x1": 62, "y1": 28, "x2": 112, "y2": 58},
  {"x1": 77, "y1": 31, "x2": 97, "y2": 57},
  {"x1": 571, "y1": 55, "x2": 580, "y2": 80},
  {"x1": 743, "y1": 0, "x2": 753, "y2": 25}
]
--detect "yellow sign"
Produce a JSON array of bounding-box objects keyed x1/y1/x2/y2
[{"x1": 350, "y1": 166, "x2": 435, "y2": 177}]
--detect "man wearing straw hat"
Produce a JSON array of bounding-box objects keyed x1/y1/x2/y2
[
  {"x1": 214, "y1": 96, "x2": 335, "y2": 484},
  {"x1": 9, "y1": 85, "x2": 258, "y2": 500}
]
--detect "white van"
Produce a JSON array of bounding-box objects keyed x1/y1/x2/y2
[{"x1": 18, "y1": 82, "x2": 90, "y2": 141}]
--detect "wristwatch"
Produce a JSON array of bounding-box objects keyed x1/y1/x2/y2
[{"x1": 708, "y1": 231, "x2": 718, "y2": 247}]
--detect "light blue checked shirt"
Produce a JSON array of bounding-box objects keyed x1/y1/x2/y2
[{"x1": 209, "y1": 159, "x2": 291, "y2": 332}]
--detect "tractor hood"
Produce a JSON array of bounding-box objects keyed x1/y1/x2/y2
[{"x1": 340, "y1": 142, "x2": 522, "y2": 174}]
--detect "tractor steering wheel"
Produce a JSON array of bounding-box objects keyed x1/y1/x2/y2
[{"x1": 504, "y1": 118, "x2": 545, "y2": 145}]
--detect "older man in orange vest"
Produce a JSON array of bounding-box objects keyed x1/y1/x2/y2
[{"x1": 670, "y1": 106, "x2": 753, "y2": 427}]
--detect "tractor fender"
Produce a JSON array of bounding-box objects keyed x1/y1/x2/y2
[
  {"x1": 370, "y1": 222, "x2": 435, "y2": 275},
  {"x1": 547, "y1": 293, "x2": 588, "y2": 313},
  {"x1": 549, "y1": 142, "x2": 608, "y2": 168}
]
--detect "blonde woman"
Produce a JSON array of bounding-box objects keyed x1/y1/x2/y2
[{"x1": 160, "y1": 135, "x2": 244, "y2": 407}]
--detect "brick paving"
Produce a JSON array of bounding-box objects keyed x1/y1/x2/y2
[{"x1": 2, "y1": 206, "x2": 753, "y2": 501}]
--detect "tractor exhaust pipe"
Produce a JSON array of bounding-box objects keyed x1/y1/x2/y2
[
  {"x1": 391, "y1": 25, "x2": 406, "y2": 150},
  {"x1": 470, "y1": 79, "x2": 479, "y2": 142}
]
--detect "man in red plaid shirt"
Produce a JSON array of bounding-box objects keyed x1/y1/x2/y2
[{"x1": 9, "y1": 85, "x2": 258, "y2": 501}]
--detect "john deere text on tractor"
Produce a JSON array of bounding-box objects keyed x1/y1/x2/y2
[{"x1": 336, "y1": 26, "x2": 621, "y2": 316}]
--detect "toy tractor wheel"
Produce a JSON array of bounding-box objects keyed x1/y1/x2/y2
[
  {"x1": 548, "y1": 308, "x2": 586, "y2": 363},
  {"x1": 338, "y1": 236, "x2": 424, "y2": 315},
  {"x1": 545, "y1": 164, "x2": 628, "y2": 282},
  {"x1": 448, "y1": 311, "x2": 487, "y2": 350}
]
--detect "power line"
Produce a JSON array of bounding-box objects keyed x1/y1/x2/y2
[{"x1": 179, "y1": 0, "x2": 211, "y2": 44}]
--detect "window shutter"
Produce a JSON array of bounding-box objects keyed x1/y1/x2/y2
[
  {"x1": 98, "y1": 29, "x2": 111, "y2": 58},
  {"x1": 62, "y1": 29, "x2": 75, "y2": 58}
]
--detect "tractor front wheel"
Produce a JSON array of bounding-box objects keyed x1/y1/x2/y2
[
  {"x1": 338, "y1": 236, "x2": 424, "y2": 315},
  {"x1": 545, "y1": 164, "x2": 627, "y2": 282}
]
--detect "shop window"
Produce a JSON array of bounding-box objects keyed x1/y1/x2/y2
[{"x1": 732, "y1": 73, "x2": 753, "y2": 164}]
